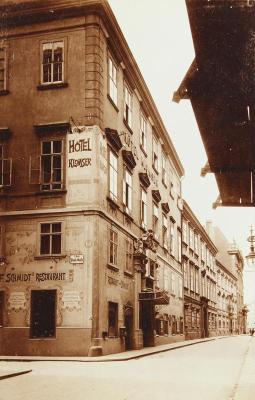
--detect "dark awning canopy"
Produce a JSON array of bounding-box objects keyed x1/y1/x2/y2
[{"x1": 175, "y1": 0, "x2": 255, "y2": 206}]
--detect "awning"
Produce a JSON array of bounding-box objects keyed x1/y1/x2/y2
[{"x1": 139, "y1": 290, "x2": 170, "y2": 305}]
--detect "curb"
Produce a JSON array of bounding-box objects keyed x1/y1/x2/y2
[
  {"x1": 0, "y1": 369, "x2": 32, "y2": 380},
  {"x1": 0, "y1": 337, "x2": 218, "y2": 363}
]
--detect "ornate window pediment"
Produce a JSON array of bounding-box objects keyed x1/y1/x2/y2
[
  {"x1": 139, "y1": 172, "x2": 150, "y2": 188},
  {"x1": 122, "y1": 149, "x2": 136, "y2": 169},
  {"x1": 152, "y1": 189, "x2": 161, "y2": 203},
  {"x1": 161, "y1": 202, "x2": 170, "y2": 214},
  {"x1": 105, "y1": 128, "x2": 122, "y2": 152}
]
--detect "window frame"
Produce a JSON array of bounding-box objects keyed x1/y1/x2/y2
[
  {"x1": 108, "y1": 55, "x2": 118, "y2": 106},
  {"x1": 108, "y1": 227, "x2": 118, "y2": 267},
  {"x1": 140, "y1": 113, "x2": 147, "y2": 153},
  {"x1": 39, "y1": 221, "x2": 63, "y2": 256},
  {"x1": 108, "y1": 148, "x2": 118, "y2": 202},
  {"x1": 0, "y1": 144, "x2": 12, "y2": 187},
  {"x1": 152, "y1": 134, "x2": 159, "y2": 172},
  {"x1": 153, "y1": 202, "x2": 159, "y2": 239},
  {"x1": 123, "y1": 83, "x2": 132, "y2": 128},
  {"x1": 141, "y1": 188, "x2": 148, "y2": 229},
  {"x1": 162, "y1": 151, "x2": 167, "y2": 186},
  {"x1": 41, "y1": 39, "x2": 65, "y2": 85},
  {"x1": 40, "y1": 139, "x2": 64, "y2": 191},
  {"x1": 125, "y1": 238, "x2": 133, "y2": 274},
  {"x1": 162, "y1": 213, "x2": 168, "y2": 249},
  {"x1": 170, "y1": 220, "x2": 175, "y2": 257},
  {"x1": 123, "y1": 167, "x2": 132, "y2": 215},
  {"x1": 0, "y1": 45, "x2": 7, "y2": 92}
]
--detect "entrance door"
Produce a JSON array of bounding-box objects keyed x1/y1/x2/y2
[
  {"x1": 124, "y1": 307, "x2": 133, "y2": 350},
  {"x1": 140, "y1": 301, "x2": 155, "y2": 347},
  {"x1": 30, "y1": 290, "x2": 56, "y2": 338}
]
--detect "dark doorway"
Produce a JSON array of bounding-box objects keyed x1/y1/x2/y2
[
  {"x1": 124, "y1": 306, "x2": 133, "y2": 350},
  {"x1": 30, "y1": 290, "x2": 56, "y2": 338},
  {"x1": 140, "y1": 301, "x2": 155, "y2": 347}
]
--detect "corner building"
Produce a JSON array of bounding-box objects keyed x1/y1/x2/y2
[{"x1": 0, "y1": 0, "x2": 184, "y2": 356}]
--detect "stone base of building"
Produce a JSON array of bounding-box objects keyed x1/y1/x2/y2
[
  {"x1": 155, "y1": 334, "x2": 184, "y2": 346},
  {"x1": 1, "y1": 327, "x2": 92, "y2": 356},
  {"x1": 132, "y1": 329, "x2": 143, "y2": 350}
]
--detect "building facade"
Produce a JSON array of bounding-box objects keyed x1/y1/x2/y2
[
  {"x1": 0, "y1": 0, "x2": 185, "y2": 356},
  {"x1": 182, "y1": 202, "x2": 217, "y2": 340}
]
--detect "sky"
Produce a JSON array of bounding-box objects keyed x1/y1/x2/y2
[{"x1": 108, "y1": 0, "x2": 255, "y2": 311}]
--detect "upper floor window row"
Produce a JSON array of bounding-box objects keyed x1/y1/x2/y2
[
  {"x1": 0, "y1": 47, "x2": 7, "y2": 92},
  {"x1": 42, "y1": 41, "x2": 64, "y2": 85}
]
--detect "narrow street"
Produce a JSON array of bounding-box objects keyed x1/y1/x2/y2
[{"x1": 0, "y1": 336, "x2": 254, "y2": 400}]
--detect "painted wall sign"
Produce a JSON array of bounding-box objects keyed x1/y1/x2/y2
[
  {"x1": 0, "y1": 272, "x2": 66, "y2": 283},
  {"x1": 69, "y1": 254, "x2": 84, "y2": 264},
  {"x1": 68, "y1": 131, "x2": 92, "y2": 169},
  {"x1": 62, "y1": 291, "x2": 81, "y2": 311},
  {"x1": 8, "y1": 292, "x2": 27, "y2": 311}
]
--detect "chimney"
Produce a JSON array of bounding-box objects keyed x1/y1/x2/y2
[{"x1": 206, "y1": 220, "x2": 215, "y2": 242}]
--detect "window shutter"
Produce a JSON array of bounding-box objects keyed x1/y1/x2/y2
[{"x1": 3, "y1": 158, "x2": 12, "y2": 186}]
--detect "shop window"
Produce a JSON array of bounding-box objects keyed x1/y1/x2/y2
[
  {"x1": 123, "y1": 168, "x2": 132, "y2": 214},
  {"x1": 109, "y1": 228, "x2": 118, "y2": 267},
  {"x1": 41, "y1": 41, "x2": 64, "y2": 84},
  {"x1": 109, "y1": 149, "x2": 118, "y2": 202},
  {"x1": 172, "y1": 315, "x2": 177, "y2": 334},
  {"x1": 108, "y1": 56, "x2": 118, "y2": 106},
  {"x1": 108, "y1": 302, "x2": 118, "y2": 337},
  {"x1": 180, "y1": 317, "x2": 184, "y2": 334},
  {"x1": 125, "y1": 238, "x2": 133, "y2": 274},
  {"x1": 0, "y1": 291, "x2": 4, "y2": 326},
  {"x1": 124, "y1": 84, "x2": 132, "y2": 128},
  {"x1": 163, "y1": 315, "x2": 169, "y2": 335},
  {"x1": 40, "y1": 222, "x2": 62, "y2": 255},
  {"x1": 30, "y1": 290, "x2": 56, "y2": 338},
  {"x1": 140, "y1": 113, "x2": 147, "y2": 153}
]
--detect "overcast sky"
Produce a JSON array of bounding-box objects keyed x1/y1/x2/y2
[{"x1": 108, "y1": 0, "x2": 255, "y2": 309}]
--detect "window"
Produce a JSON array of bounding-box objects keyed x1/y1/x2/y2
[
  {"x1": 189, "y1": 227, "x2": 194, "y2": 250},
  {"x1": 108, "y1": 302, "x2": 118, "y2": 337},
  {"x1": 108, "y1": 56, "x2": 117, "y2": 105},
  {"x1": 170, "y1": 221, "x2": 175, "y2": 256},
  {"x1": 153, "y1": 203, "x2": 159, "y2": 239},
  {"x1": 171, "y1": 272, "x2": 175, "y2": 295},
  {"x1": 109, "y1": 149, "x2": 118, "y2": 202},
  {"x1": 163, "y1": 267, "x2": 169, "y2": 291},
  {"x1": 125, "y1": 239, "x2": 133, "y2": 274},
  {"x1": 40, "y1": 222, "x2": 62, "y2": 255},
  {"x1": 194, "y1": 233, "x2": 199, "y2": 255},
  {"x1": 123, "y1": 168, "x2": 132, "y2": 214},
  {"x1": 182, "y1": 220, "x2": 188, "y2": 244},
  {"x1": 0, "y1": 47, "x2": 7, "y2": 91},
  {"x1": 201, "y1": 241, "x2": 205, "y2": 261},
  {"x1": 162, "y1": 152, "x2": 167, "y2": 186},
  {"x1": 141, "y1": 188, "x2": 147, "y2": 228},
  {"x1": 195, "y1": 268, "x2": 199, "y2": 294},
  {"x1": 124, "y1": 84, "x2": 132, "y2": 128},
  {"x1": 140, "y1": 113, "x2": 147, "y2": 152},
  {"x1": 0, "y1": 225, "x2": 5, "y2": 257},
  {"x1": 109, "y1": 228, "x2": 118, "y2": 266},
  {"x1": 152, "y1": 135, "x2": 159, "y2": 172},
  {"x1": 177, "y1": 231, "x2": 182, "y2": 262},
  {"x1": 0, "y1": 291, "x2": 4, "y2": 326},
  {"x1": 190, "y1": 264, "x2": 194, "y2": 291},
  {"x1": 178, "y1": 277, "x2": 183, "y2": 298},
  {"x1": 0, "y1": 144, "x2": 12, "y2": 187},
  {"x1": 163, "y1": 315, "x2": 169, "y2": 335},
  {"x1": 184, "y1": 260, "x2": 188, "y2": 288},
  {"x1": 41, "y1": 140, "x2": 63, "y2": 191},
  {"x1": 162, "y1": 214, "x2": 168, "y2": 249},
  {"x1": 30, "y1": 290, "x2": 56, "y2": 338},
  {"x1": 41, "y1": 41, "x2": 64, "y2": 84}
]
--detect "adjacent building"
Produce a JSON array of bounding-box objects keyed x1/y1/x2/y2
[
  {"x1": 182, "y1": 201, "x2": 217, "y2": 340},
  {"x1": 0, "y1": 0, "x2": 185, "y2": 356}
]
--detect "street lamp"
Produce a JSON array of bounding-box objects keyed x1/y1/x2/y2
[{"x1": 246, "y1": 226, "x2": 255, "y2": 267}]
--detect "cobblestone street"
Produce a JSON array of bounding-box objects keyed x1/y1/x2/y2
[{"x1": 0, "y1": 336, "x2": 254, "y2": 400}]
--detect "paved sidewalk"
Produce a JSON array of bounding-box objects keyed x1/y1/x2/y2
[{"x1": 0, "y1": 335, "x2": 233, "y2": 365}]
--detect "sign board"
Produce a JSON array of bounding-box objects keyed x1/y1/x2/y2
[{"x1": 69, "y1": 254, "x2": 84, "y2": 264}]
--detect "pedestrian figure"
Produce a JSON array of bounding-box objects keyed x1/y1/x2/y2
[{"x1": 251, "y1": 328, "x2": 254, "y2": 336}]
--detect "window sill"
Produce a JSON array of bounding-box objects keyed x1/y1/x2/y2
[
  {"x1": 34, "y1": 254, "x2": 66, "y2": 260},
  {"x1": 124, "y1": 270, "x2": 133, "y2": 278},
  {"x1": 152, "y1": 165, "x2": 159, "y2": 175},
  {"x1": 123, "y1": 119, "x2": 133, "y2": 135},
  {"x1": 107, "y1": 263, "x2": 119, "y2": 272},
  {"x1": 107, "y1": 94, "x2": 119, "y2": 112},
  {"x1": 107, "y1": 196, "x2": 120, "y2": 210},
  {"x1": 162, "y1": 180, "x2": 167, "y2": 189},
  {"x1": 37, "y1": 82, "x2": 68, "y2": 91},
  {"x1": 29, "y1": 337, "x2": 56, "y2": 340},
  {"x1": 140, "y1": 223, "x2": 147, "y2": 233},
  {"x1": 123, "y1": 208, "x2": 134, "y2": 222},
  {"x1": 36, "y1": 189, "x2": 67, "y2": 196},
  {"x1": 0, "y1": 90, "x2": 9, "y2": 96},
  {"x1": 140, "y1": 144, "x2": 147, "y2": 157}
]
